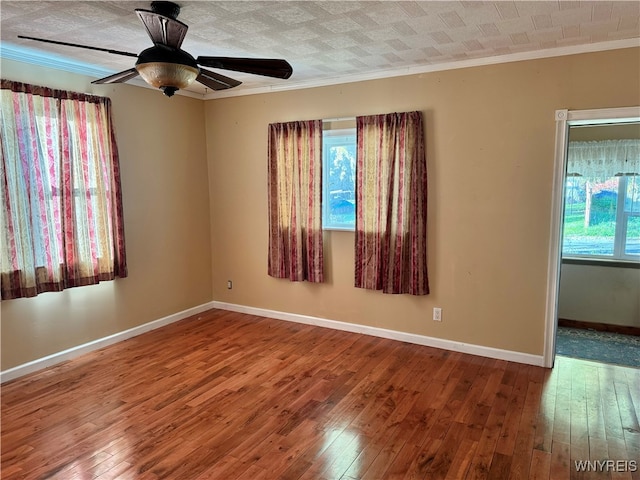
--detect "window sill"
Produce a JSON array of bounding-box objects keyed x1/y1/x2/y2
[
  {"x1": 323, "y1": 227, "x2": 355, "y2": 232},
  {"x1": 561, "y1": 257, "x2": 640, "y2": 269}
]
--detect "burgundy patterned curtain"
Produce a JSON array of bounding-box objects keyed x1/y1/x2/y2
[
  {"x1": 0, "y1": 80, "x2": 127, "y2": 300},
  {"x1": 355, "y1": 111, "x2": 429, "y2": 295},
  {"x1": 267, "y1": 120, "x2": 324, "y2": 282}
]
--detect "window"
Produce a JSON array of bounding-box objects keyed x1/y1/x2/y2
[
  {"x1": 0, "y1": 80, "x2": 127, "y2": 300},
  {"x1": 268, "y1": 111, "x2": 428, "y2": 294},
  {"x1": 322, "y1": 128, "x2": 356, "y2": 230},
  {"x1": 562, "y1": 175, "x2": 639, "y2": 261}
]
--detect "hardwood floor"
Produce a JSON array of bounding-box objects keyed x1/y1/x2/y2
[{"x1": 2, "y1": 309, "x2": 639, "y2": 480}]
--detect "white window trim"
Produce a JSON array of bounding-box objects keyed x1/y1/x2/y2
[{"x1": 545, "y1": 106, "x2": 640, "y2": 368}]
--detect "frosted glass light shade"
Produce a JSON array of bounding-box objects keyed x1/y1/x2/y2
[{"x1": 136, "y1": 62, "x2": 198, "y2": 89}]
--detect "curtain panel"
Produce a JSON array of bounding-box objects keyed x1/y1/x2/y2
[
  {"x1": 568, "y1": 139, "x2": 640, "y2": 178},
  {"x1": 355, "y1": 111, "x2": 429, "y2": 295},
  {"x1": 0, "y1": 80, "x2": 127, "y2": 300},
  {"x1": 267, "y1": 120, "x2": 324, "y2": 282}
]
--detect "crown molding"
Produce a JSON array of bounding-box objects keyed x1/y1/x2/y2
[
  {"x1": 1, "y1": 42, "x2": 114, "y2": 78},
  {"x1": 2, "y1": 37, "x2": 638, "y2": 101},
  {"x1": 204, "y1": 37, "x2": 640, "y2": 100}
]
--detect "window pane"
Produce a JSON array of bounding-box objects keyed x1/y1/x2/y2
[
  {"x1": 323, "y1": 131, "x2": 356, "y2": 229},
  {"x1": 562, "y1": 177, "x2": 619, "y2": 256},
  {"x1": 624, "y1": 175, "x2": 640, "y2": 213},
  {"x1": 625, "y1": 216, "x2": 640, "y2": 255}
]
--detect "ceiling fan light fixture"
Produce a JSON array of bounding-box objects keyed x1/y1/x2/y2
[
  {"x1": 135, "y1": 62, "x2": 198, "y2": 94},
  {"x1": 19, "y1": 1, "x2": 293, "y2": 97}
]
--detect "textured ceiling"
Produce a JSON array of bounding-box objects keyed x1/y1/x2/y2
[{"x1": 1, "y1": 1, "x2": 639, "y2": 98}]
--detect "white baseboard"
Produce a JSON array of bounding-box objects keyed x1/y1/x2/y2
[
  {"x1": 1, "y1": 299, "x2": 544, "y2": 383},
  {"x1": 212, "y1": 301, "x2": 545, "y2": 367},
  {"x1": 0, "y1": 301, "x2": 216, "y2": 383}
]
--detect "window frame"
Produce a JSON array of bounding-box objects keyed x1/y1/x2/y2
[
  {"x1": 562, "y1": 174, "x2": 639, "y2": 263},
  {"x1": 322, "y1": 127, "x2": 357, "y2": 231}
]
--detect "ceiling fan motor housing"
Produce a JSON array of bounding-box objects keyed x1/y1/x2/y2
[{"x1": 135, "y1": 45, "x2": 199, "y2": 96}]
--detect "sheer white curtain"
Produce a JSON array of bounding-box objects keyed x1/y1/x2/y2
[{"x1": 567, "y1": 139, "x2": 640, "y2": 178}]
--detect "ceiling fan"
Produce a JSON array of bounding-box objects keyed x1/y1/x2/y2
[{"x1": 18, "y1": 1, "x2": 293, "y2": 97}]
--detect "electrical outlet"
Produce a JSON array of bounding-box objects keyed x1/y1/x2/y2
[
  {"x1": 227, "y1": 280, "x2": 233, "y2": 290},
  {"x1": 433, "y1": 307, "x2": 442, "y2": 321}
]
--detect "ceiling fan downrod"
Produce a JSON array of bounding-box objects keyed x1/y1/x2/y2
[{"x1": 151, "y1": 1, "x2": 181, "y2": 20}]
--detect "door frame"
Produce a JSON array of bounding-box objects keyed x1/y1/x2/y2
[{"x1": 542, "y1": 106, "x2": 640, "y2": 368}]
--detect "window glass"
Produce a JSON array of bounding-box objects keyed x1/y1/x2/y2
[
  {"x1": 563, "y1": 176, "x2": 618, "y2": 256},
  {"x1": 624, "y1": 175, "x2": 640, "y2": 256},
  {"x1": 624, "y1": 175, "x2": 640, "y2": 213},
  {"x1": 625, "y1": 216, "x2": 640, "y2": 255},
  {"x1": 323, "y1": 129, "x2": 356, "y2": 230},
  {"x1": 563, "y1": 175, "x2": 639, "y2": 261}
]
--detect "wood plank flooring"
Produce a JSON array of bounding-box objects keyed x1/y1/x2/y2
[{"x1": 2, "y1": 309, "x2": 639, "y2": 479}]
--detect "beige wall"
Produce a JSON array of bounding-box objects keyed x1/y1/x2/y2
[
  {"x1": 206, "y1": 48, "x2": 640, "y2": 356},
  {"x1": 2, "y1": 48, "x2": 638, "y2": 370},
  {"x1": 559, "y1": 264, "x2": 639, "y2": 327},
  {"x1": 1, "y1": 59, "x2": 213, "y2": 369}
]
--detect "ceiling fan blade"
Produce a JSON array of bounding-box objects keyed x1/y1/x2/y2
[
  {"x1": 17, "y1": 35, "x2": 138, "y2": 58},
  {"x1": 135, "y1": 9, "x2": 188, "y2": 49},
  {"x1": 196, "y1": 68, "x2": 242, "y2": 91},
  {"x1": 92, "y1": 68, "x2": 139, "y2": 84},
  {"x1": 196, "y1": 57, "x2": 293, "y2": 79}
]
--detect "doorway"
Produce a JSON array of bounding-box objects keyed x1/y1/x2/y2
[{"x1": 543, "y1": 107, "x2": 640, "y2": 368}]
